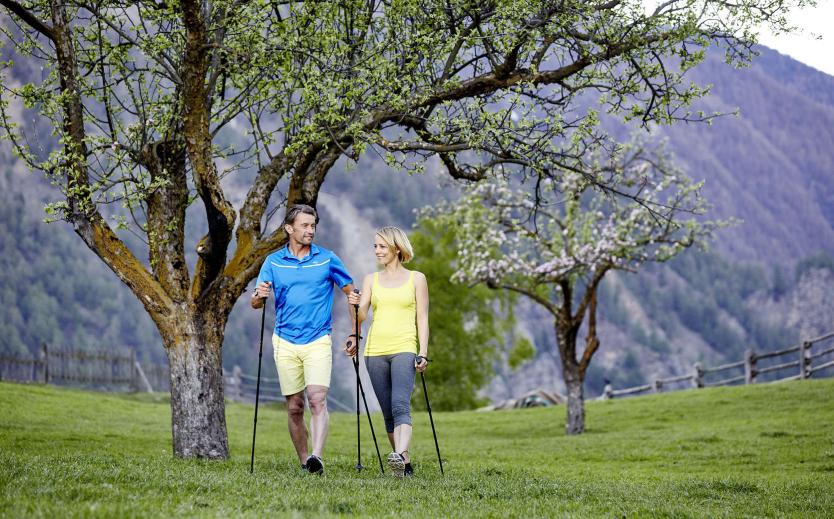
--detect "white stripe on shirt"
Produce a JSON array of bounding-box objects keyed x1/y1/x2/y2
[{"x1": 301, "y1": 260, "x2": 331, "y2": 268}]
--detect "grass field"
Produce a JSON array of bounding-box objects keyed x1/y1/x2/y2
[{"x1": 1, "y1": 379, "x2": 833, "y2": 518}]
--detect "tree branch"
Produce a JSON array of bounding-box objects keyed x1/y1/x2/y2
[
  {"x1": 578, "y1": 287, "x2": 600, "y2": 378},
  {"x1": 223, "y1": 151, "x2": 293, "y2": 287},
  {"x1": 573, "y1": 267, "x2": 609, "y2": 329},
  {"x1": 375, "y1": 136, "x2": 471, "y2": 153},
  {"x1": 0, "y1": 0, "x2": 55, "y2": 42},
  {"x1": 181, "y1": 0, "x2": 237, "y2": 302},
  {"x1": 499, "y1": 283, "x2": 557, "y2": 317},
  {"x1": 419, "y1": 32, "x2": 671, "y2": 108},
  {"x1": 42, "y1": 0, "x2": 172, "y2": 324}
]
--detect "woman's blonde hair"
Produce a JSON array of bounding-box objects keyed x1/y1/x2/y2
[{"x1": 375, "y1": 226, "x2": 414, "y2": 263}]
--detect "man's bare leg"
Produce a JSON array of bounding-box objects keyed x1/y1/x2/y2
[
  {"x1": 306, "y1": 385, "x2": 329, "y2": 457},
  {"x1": 286, "y1": 391, "x2": 308, "y2": 464}
]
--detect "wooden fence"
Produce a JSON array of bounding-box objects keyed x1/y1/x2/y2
[
  {"x1": 0, "y1": 344, "x2": 361, "y2": 410},
  {"x1": 224, "y1": 365, "x2": 283, "y2": 404},
  {"x1": 222, "y1": 367, "x2": 356, "y2": 411},
  {"x1": 603, "y1": 331, "x2": 834, "y2": 399},
  {"x1": 0, "y1": 343, "x2": 169, "y2": 392}
]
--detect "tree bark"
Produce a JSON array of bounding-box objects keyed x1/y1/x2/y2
[
  {"x1": 563, "y1": 361, "x2": 585, "y2": 435},
  {"x1": 164, "y1": 309, "x2": 229, "y2": 459},
  {"x1": 556, "y1": 321, "x2": 585, "y2": 435}
]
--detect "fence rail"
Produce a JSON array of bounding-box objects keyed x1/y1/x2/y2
[
  {"x1": 702, "y1": 359, "x2": 744, "y2": 374},
  {"x1": 0, "y1": 343, "x2": 168, "y2": 391},
  {"x1": 222, "y1": 366, "x2": 353, "y2": 411},
  {"x1": 603, "y1": 331, "x2": 834, "y2": 399},
  {"x1": 224, "y1": 365, "x2": 284, "y2": 404},
  {"x1": 0, "y1": 344, "x2": 364, "y2": 410}
]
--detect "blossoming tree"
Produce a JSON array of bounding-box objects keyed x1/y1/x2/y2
[{"x1": 434, "y1": 144, "x2": 721, "y2": 434}]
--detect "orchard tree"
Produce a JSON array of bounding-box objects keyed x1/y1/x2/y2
[
  {"x1": 430, "y1": 144, "x2": 722, "y2": 434},
  {"x1": 0, "y1": 0, "x2": 805, "y2": 457}
]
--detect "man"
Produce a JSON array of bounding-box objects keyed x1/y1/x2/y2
[{"x1": 251, "y1": 204, "x2": 354, "y2": 475}]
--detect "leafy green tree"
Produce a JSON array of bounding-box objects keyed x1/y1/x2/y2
[
  {"x1": 430, "y1": 144, "x2": 721, "y2": 434},
  {"x1": 0, "y1": 0, "x2": 807, "y2": 457},
  {"x1": 408, "y1": 217, "x2": 515, "y2": 411}
]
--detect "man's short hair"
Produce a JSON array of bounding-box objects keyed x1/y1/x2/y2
[{"x1": 283, "y1": 204, "x2": 319, "y2": 227}]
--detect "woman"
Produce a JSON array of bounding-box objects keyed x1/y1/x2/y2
[{"x1": 345, "y1": 226, "x2": 429, "y2": 478}]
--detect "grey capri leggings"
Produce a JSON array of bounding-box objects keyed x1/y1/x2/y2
[{"x1": 364, "y1": 352, "x2": 416, "y2": 433}]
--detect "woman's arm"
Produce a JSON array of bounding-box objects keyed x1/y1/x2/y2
[{"x1": 415, "y1": 271, "x2": 429, "y2": 371}]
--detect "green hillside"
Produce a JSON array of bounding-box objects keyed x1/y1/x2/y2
[{"x1": 1, "y1": 380, "x2": 832, "y2": 517}]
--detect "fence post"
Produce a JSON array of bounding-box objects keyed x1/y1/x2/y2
[
  {"x1": 231, "y1": 365, "x2": 243, "y2": 402},
  {"x1": 130, "y1": 349, "x2": 138, "y2": 391},
  {"x1": 40, "y1": 342, "x2": 49, "y2": 384},
  {"x1": 602, "y1": 380, "x2": 613, "y2": 400},
  {"x1": 799, "y1": 341, "x2": 811, "y2": 379},
  {"x1": 653, "y1": 379, "x2": 662, "y2": 393},
  {"x1": 744, "y1": 349, "x2": 757, "y2": 384},
  {"x1": 133, "y1": 361, "x2": 154, "y2": 393},
  {"x1": 693, "y1": 362, "x2": 704, "y2": 388},
  {"x1": 32, "y1": 347, "x2": 40, "y2": 381}
]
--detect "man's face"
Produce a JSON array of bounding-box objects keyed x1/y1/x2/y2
[{"x1": 285, "y1": 212, "x2": 316, "y2": 246}]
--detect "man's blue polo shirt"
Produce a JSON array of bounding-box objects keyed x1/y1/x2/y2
[{"x1": 256, "y1": 244, "x2": 353, "y2": 344}]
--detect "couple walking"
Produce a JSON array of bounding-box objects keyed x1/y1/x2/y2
[{"x1": 250, "y1": 204, "x2": 429, "y2": 478}]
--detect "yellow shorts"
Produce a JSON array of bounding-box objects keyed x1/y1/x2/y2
[{"x1": 272, "y1": 334, "x2": 332, "y2": 396}]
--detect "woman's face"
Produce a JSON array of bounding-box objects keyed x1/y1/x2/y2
[{"x1": 374, "y1": 235, "x2": 398, "y2": 266}]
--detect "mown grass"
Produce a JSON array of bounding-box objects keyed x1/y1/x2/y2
[{"x1": 1, "y1": 379, "x2": 832, "y2": 518}]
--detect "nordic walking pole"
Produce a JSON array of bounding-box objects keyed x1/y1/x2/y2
[
  {"x1": 250, "y1": 301, "x2": 267, "y2": 474},
  {"x1": 357, "y1": 358, "x2": 385, "y2": 474},
  {"x1": 353, "y1": 356, "x2": 361, "y2": 469},
  {"x1": 352, "y1": 289, "x2": 385, "y2": 475},
  {"x1": 417, "y1": 358, "x2": 444, "y2": 476},
  {"x1": 351, "y1": 292, "x2": 362, "y2": 471}
]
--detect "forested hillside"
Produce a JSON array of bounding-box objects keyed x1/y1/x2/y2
[{"x1": 2, "y1": 46, "x2": 833, "y2": 402}]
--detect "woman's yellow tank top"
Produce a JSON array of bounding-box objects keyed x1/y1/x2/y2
[{"x1": 365, "y1": 271, "x2": 418, "y2": 356}]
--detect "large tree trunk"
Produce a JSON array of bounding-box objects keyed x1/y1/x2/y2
[
  {"x1": 563, "y1": 362, "x2": 585, "y2": 435},
  {"x1": 164, "y1": 310, "x2": 229, "y2": 459}
]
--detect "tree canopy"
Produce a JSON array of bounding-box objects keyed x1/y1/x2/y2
[{"x1": 0, "y1": 0, "x2": 810, "y2": 456}]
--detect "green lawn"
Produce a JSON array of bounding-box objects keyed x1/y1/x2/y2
[{"x1": 1, "y1": 379, "x2": 832, "y2": 518}]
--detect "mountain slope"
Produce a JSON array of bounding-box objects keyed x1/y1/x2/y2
[{"x1": 666, "y1": 48, "x2": 834, "y2": 263}]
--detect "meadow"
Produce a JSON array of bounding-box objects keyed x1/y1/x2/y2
[{"x1": 1, "y1": 379, "x2": 832, "y2": 518}]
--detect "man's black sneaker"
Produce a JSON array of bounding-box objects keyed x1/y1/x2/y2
[
  {"x1": 387, "y1": 452, "x2": 405, "y2": 479},
  {"x1": 300, "y1": 463, "x2": 307, "y2": 474},
  {"x1": 404, "y1": 463, "x2": 414, "y2": 477},
  {"x1": 305, "y1": 455, "x2": 324, "y2": 475}
]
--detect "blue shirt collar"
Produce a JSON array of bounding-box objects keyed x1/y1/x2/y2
[{"x1": 278, "y1": 243, "x2": 321, "y2": 262}]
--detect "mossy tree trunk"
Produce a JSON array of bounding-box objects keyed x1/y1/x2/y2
[{"x1": 164, "y1": 309, "x2": 229, "y2": 459}]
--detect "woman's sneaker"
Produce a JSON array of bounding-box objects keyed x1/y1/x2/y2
[
  {"x1": 387, "y1": 452, "x2": 405, "y2": 478},
  {"x1": 404, "y1": 463, "x2": 414, "y2": 477}
]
